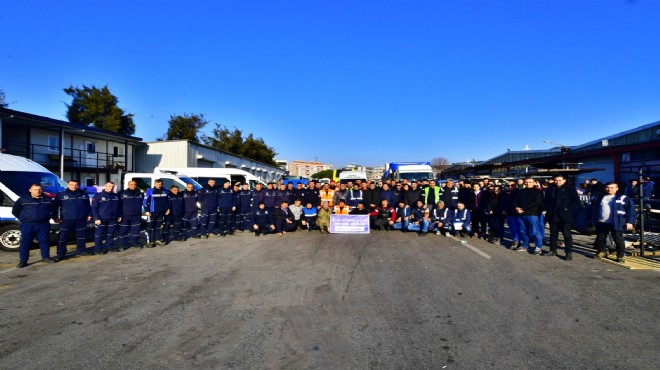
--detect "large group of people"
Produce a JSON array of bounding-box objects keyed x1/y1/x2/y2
[{"x1": 11, "y1": 173, "x2": 653, "y2": 268}]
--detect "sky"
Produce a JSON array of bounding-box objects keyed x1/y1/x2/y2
[{"x1": 1, "y1": 0, "x2": 659, "y2": 168}]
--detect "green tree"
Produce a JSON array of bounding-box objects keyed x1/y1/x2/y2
[
  {"x1": 311, "y1": 169, "x2": 334, "y2": 179},
  {"x1": 0, "y1": 89, "x2": 8, "y2": 108},
  {"x1": 162, "y1": 113, "x2": 209, "y2": 142},
  {"x1": 201, "y1": 123, "x2": 277, "y2": 165},
  {"x1": 63, "y1": 84, "x2": 135, "y2": 135}
]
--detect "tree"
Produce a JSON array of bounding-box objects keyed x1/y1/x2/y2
[
  {"x1": 201, "y1": 123, "x2": 277, "y2": 165},
  {"x1": 162, "y1": 113, "x2": 209, "y2": 142},
  {"x1": 431, "y1": 156, "x2": 450, "y2": 172},
  {"x1": 311, "y1": 169, "x2": 334, "y2": 179},
  {"x1": 0, "y1": 89, "x2": 8, "y2": 108},
  {"x1": 63, "y1": 84, "x2": 135, "y2": 135}
]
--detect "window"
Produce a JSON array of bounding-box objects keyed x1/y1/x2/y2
[
  {"x1": 86, "y1": 142, "x2": 96, "y2": 154},
  {"x1": 161, "y1": 178, "x2": 177, "y2": 190},
  {"x1": 113, "y1": 146, "x2": 120, "y2": 157},
  {"x1": 132, "y1": 177, "x2": 151, "y2": 191},
  {"x1": 48, "y1": 136, "x2": 60, "y2": 152}
]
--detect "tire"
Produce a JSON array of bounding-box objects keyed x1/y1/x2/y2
[{"x1": 0, "y1": 224, "x2": 22, "y2": 252}]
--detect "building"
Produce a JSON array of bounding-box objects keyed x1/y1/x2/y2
[
  {"x1": 442, "y1": 121, "x2": 660, "y2": 188},
  {"x1": 136, "y1": 140, "x2": 285, "y2": 183},
  {"x1": 0, "y1": 107, "x2": 142, "y2": 186},
  {"x1": 287, "y1": 160, "x2": 333, "y2": 177},
  {"x1": 275, "y1": 159, "x2": 288, "y2": 171}
]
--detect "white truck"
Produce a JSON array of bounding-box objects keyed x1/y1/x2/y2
[
  {"x1": 154, "y1": 167, "x2": 267, "y2": 189},
  {"x1": 382, "y1": 162, "x2": 434, "y2": 182},
  {"x1": 0, "y1": 153, "x2": 67, "y2": 251},
  {"x1": 338, "y1": 170, "x2": 368, "y2": 184}
]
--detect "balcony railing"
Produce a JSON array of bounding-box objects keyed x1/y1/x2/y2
[{"x1": 3, "y1": 141, "x2": 130, "y2": 172}]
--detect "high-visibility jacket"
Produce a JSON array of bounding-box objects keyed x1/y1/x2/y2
[
  {"x1": 334, "y1": 205, "x2": 350, "y2": 215},
  {"x1": 320, "y1": 189, "x2": 335, "y2": 207}
]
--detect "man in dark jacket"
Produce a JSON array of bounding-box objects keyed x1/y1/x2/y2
[
  {"x1": 513, "y1": 177, "x2": 544, "y2": 254},
  {"x1": 164, "y1": 185, "x2": 184, "y2": 242},
  {"x1": 273, "y1": 201, "x2": 297, "y2": 235},
  {"x1": 13, "y1": 183, "x2": 57, "y2": 268},
  {"x1": 252, "y1": 201, "x2": 275, "y2": 236},
  {"x1": 198, "y1": 179, "x2": 219, "y2": 239},
  {"x1": 118, "y1": 180, "x2": 144, "y2": 249},
  {"x1": 592, "y1": 182, "x2": 636, "y2": 263},
  {"x1": 236, "y1": 183, "x2": 253, "y2": 232},
  {"x1": 144, "y1": 179, "x2": 170, "y2": 247},
  {"x1": 363, "y1": 182, "x2": 381, "y2": 213},
  {"x1": 544, "y1": 175, "x2": 580, "y2": 260},
  {"x1": 92, "y1": 182, "x2": 121, "y2": 254},
  {"x1": 182, "y1": 183, "x2": 199, "y2": 240},
  {"x1": 53, "y1": 180, "x2": 92, "y2": 258},
  {"x1": 217, "y1": 181, "x2": 237, "y2": 236}
]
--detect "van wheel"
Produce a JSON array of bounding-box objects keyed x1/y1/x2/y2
[{"x1": 0, "y1": 225, "x2": 21, "y2": 252}]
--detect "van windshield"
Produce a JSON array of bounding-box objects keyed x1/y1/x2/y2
[
  {"x1": 178, "y1": 176, "x2": 202, "y2": 191},
  {"x1": 0, "y1": 171, "x2": 66, "y2": 198}
]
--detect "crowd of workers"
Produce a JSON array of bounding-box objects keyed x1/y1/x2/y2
[{"x1": 10, "y1": 174, "x2": 655, "y2": 268}]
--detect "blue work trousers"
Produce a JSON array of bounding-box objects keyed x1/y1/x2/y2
[
  {"x1": 95, "y1": 220, "x2": 117, "y2": 252},
  {"x1": 57, "y1": 219, "x2": 87, "y2": 258},
  {"x1": 19, "y1": 222, "x2": 50, "y2": 263},
  {"x1": 119, "y1": 217, "x2": 142, "y2": 247}
]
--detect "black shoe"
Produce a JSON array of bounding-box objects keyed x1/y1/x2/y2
[
  {"x1": 203, "y1": 234, "x2": 209, "y2": 239},
  {"x1": 99, "y1": 250, "x2": 108, "y2": 255},
  {"x1": 545, "y1": 250, "x2": 557, "y2": 257},
  {"x1": 78, "y1": 250, "x2": 93, "y2": 257},
  {"x1": 16, "y1": 261, "x2": 27, "y2": 268},
  {"x1": 565, "y1": 253, "x2": 573, "y2": 261},
  {"x1": 192, "y1": 235, "x2": 201, "y2": 239},
  {"x1": 220, "y1": 232, "x2": 226, "y2": 237},
  {"x1": 179, "y1": 236, "x2": 185, "y2": 242},
  {"x1": 42, "y1": 258, "x2": 57, "y2": 264},
  {"x1": 110, "y1": 248, "x2": 119, "y2": 253}
]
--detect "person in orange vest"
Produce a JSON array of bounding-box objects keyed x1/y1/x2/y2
[
  {"x1": 334, "y1": 199, "x2": 350, "y2": 214},
  {"x1": 319, "y1": 183, "x2": 335, "y2": 207}
]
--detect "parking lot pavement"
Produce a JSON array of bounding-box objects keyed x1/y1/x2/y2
[{"x1": 1, "y1": 231, "x2": 659, "y2": 369}]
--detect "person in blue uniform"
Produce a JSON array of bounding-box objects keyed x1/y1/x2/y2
[
  {"x1": 217, "y1": 181, "x2": 237, "y2": 236},
  {"x1": 91, "y1": 182, "x2": 121, "y2": 254},
  {"x1": 198, "y1": 179, "x2": 219, "y2": 239},
  {"x1": 13, "y1": 183, "x2": 57, "y2": 268},
  {"x1": 236, "y1": 183, "x2": 253, "y2": 232},
  {"x1": 252, "y1": 201, "x2": 275, "y2": 236},
  {"x1": 263, "y1": 182, "x2": 277, "y2": 209},
  {"x1": 53, "y1": 180, "x2": 92, "y2": 258},
  {"x1": 164, "y1": 185, "x2": 184, "y2": 242},
  {"x1": 452, "y1": 202, "x2": 473, "y2": 237},
  {"x1": 251, "y1": 182, "x2": 265, "y2": 215},
  {"x1": 301, "y1": 201, "x2": 318, "y2": 230},
  {"x1": 118, "y1": 180, "x2": 144, "y2": 249},
  {"x1": 429, "y1": 201, "x2": 453, "y2": 236},
  {"x1": 144, "y1": 179, "x2": 170, "y2": 247},
  {"x1": 182, "y1": 183, "x2": 200, "y2": 240}
]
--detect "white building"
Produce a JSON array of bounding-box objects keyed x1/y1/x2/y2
[{"x1": 136, "y1": 140, "x2": 285, "y2": 183}]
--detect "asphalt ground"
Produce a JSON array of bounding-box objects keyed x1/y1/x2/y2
[{"x1": 0, "y1": 230, "x2": 658, "y2": 369}]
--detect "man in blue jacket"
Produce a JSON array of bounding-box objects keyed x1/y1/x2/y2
[
  {"x1": 182, "y1": 183, "x2": 200, "y2": 240},
  {"x1": 217, "y1": 181, "x2": 237, "y2": 236},
  {"x1": 144, "y1": 179, "x2": 170, "y2": 247},
  {"x1": 53, "y1": 180, "x2": 92, "y2": 258},
  {"x1": 198, "y1": 179, "x2": 219, "y2": 239},
  {"x1": 91, "y1": 182, "x2": 121, "y2": 254},
  {"x1": 118, "y1": 180, "x2": 144, "y2": 250},
  {"x1": 236, "y1": 183, "x2": 253, "y2": 232},
  {"x1": 592, "y1": 182, "x2": 636, "y2": 263},
  {"x1": 164, "y1": 185, "x2": 184, "y2": 242},
  {"x1": 13, "y1": 183, "x2": 57, "y2": 268}
]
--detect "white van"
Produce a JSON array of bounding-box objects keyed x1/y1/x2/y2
[
  {"x1": 154, "y1": 167, "x2": 267, "y2": 189},
  {"x1": 338, "y1": 171, "x2": 368, "y2": 184},
  {"x1": 123, "y1": 173, "x2": 203, "y2": 192},
  {"x1": 0, "y1": 153, "x2": 67, "y2": 251}
]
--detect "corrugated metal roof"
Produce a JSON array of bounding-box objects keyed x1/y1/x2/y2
[{"x1": 0, "y1": 107, "x2": 143, "y2": 142}]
